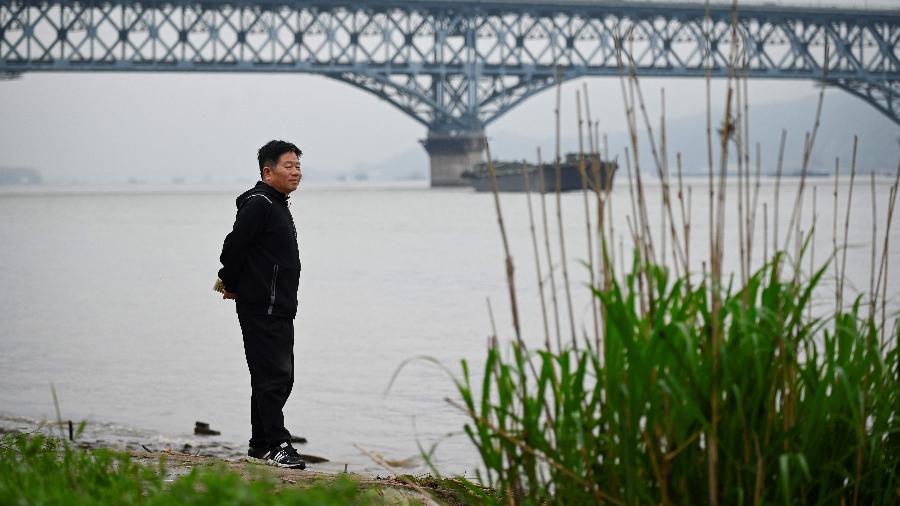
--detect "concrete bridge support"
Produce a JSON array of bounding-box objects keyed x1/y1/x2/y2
[{"x1": 421, "y1": 133, "x2": 485, "y2": 187}]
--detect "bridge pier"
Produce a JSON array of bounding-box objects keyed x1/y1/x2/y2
[{"x1": 421, "y1": 132, "x2": 485, "y2": 187}]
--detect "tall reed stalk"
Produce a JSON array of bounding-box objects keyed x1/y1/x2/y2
[
  {"x1": 555, "y1": 66, "x2": 578, "y2": 349},
  {"x1": 536, "y1": 147, "x2": 563, "y2": 351},
  {"x1": 521, "y1": 158, "x2": 551, "y2": 350}
]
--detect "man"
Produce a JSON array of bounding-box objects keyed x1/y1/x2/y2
[{"x1": 217, "y1": 140, "x2": 305, "y2": 469}]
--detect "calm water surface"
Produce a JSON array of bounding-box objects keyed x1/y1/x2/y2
[{"x1": 1, "y1": 178, "x2": 897, "y2": 476}]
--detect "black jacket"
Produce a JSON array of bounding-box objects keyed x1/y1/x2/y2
[{"x1": 218, "y1": 181, "x2": 301, "y2": 318}]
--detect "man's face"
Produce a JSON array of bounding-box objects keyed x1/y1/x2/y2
[{"x1": 263, "y1": 151, "x2": 302, "y2": 195}]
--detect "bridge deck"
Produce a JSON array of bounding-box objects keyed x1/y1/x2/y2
[
  {"x1": 3, "y1": 0, "x2": 898, "y2": 126},
  {"x1": 103, "y1": 0, "x2": 896, "y2": 18}
]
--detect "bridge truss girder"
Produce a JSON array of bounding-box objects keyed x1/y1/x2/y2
[{"x1": 1, "y1": 1, "x2": 898, "y2": 129}]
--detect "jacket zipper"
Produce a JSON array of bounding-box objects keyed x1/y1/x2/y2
[{"x1": 267, "y1": 264, "x2": 279, "y2": 315}]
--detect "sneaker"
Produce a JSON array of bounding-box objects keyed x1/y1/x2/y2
[
  {"x1": 248, "y1": 446, "x2": 267, "y2": 459},
  {"x1": 264, "y1": 442, "x2": 306, "y2": 469}
]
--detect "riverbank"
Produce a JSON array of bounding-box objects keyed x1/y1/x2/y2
[
  {"x1": 0, "y1": 423, "x2": 474, "y2": 505},
  {"x1": 0, "y1": 412, "x2": 346, "y2": 471},
  {"x1": 127, "y1": 450, "x2": 465, "y2": 505}
]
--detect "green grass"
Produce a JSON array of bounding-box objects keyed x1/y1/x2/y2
[
  {"x1": 452, "y1": 252, "x2": 900, "y2": 505},
  {"x1": 0, "y1": 432, "x2": 388, "y2": 505}
]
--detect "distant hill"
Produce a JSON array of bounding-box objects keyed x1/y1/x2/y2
[
  {"x1": 660, "y1": 90, "x2": 898, "y2": 174},
  {"x1": 0, "y1": 167, "x2": 42, "y2": 185},
  {"x1": 346, "y1": 147, "x2": 427, "y2": 181},
  {"x1": 489, "y1": 91, "x2": 898, "y2": 176},
  {"x1": 352, "y1": 89, "x2": 898, "y2": 181}
]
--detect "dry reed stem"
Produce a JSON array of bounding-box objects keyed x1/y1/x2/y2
[
  {"x1": 604, "y1": 134, "x2": 615, "y2": 274},
  {"x1": 625, "y1": 153, "x2": 639, "y2": 250},
  {"x1": 521, "y1": 159, "x2": 551, "y2": 350},
  {"x1": 618, "y1": 55, "x2": 686, "y2": 271},
  {"x1": 832, "y1": 157, "x2": 840, "y2": 312},
  {"x1": 713, "y1": 54, "x2": 736, "y2": 296},
  {"x1": 625, "y1": 214, "x2": 639, "y2": 256},
  {"x1": 554, "y1": 67, "x2": 578, "y2": 349},
  {"x1": 660, "y1": 88, "x2": 684, "y2": 279},
  {"x1": 619, "y1": 56, "x2": 644, "y2": 241},
  {"x1": 576, "y1": 89, "x2": 601, "y2": 348},
  {"x1": 704, "y1": 0, "x2": 715, "y2": 292},
  {"x1": 597, "y1": 126, "x2": 611, "y2": 286},
  {"x1": 748, "y1": 142, "x2": 762, "y2": 272},
  {"x1": 613, "y1": 27, "x2": 659, "y2": 276},
  {"x1": 853, "y1": 173, "x2": 871, "y2": 506},
  {"x1": 742, "y1": 49, "x2": 753, "y2": 279},
  {"x1": 869, "y1": 175, "x2": 877, "y2": 321},
  {"x1": 752, "y1": 436, "x2": 765, "y2": 506},
  {"x1": 595, "y1": 156, "x2": 612, "y2": 296},
  {"x1": 687, "y1": 185, "x2": 694, "y2": 284},
  {"x1": 619, "y1": 70, "x2": 658, "y2": 281},
  {"x1": 633, "y1": 162, "x2": 656, "y2": 316},
  {"x1": 634, "y1": 148, "x2": 658, "y2": 283},
  {"x1": 586, "y1": 118, "x2": 604, "y2": 276},
  {"x1": 662, "y1": 186, "x2": 668, "y2": 269},
  {"x1": 874, "y1": 162, "x2": 900, "y2": 341},
  {"x1": 883, "y1": 181, "x2": 898, "y2": 342},
  {"x1": 736, "y1": 60, "x2": 747, "y2": 287},
  {"x1": 809, "y1": 186, "x2": 817, "y2": 321},
  {"x1": 763, "y1": 203, "x2": 768, "y2": 262},
  {"x1": 536, "y1": 147, "x2": 563, "y2": 352},
  {"x1": 582, "y1": 83, "x2": 610, "y2": 349},
  {"x1": 624, "y1": 148, "x2": 648, "y2": 309},
  {"x1": 642, "y1": 429, "x2": 671, "y2": 506},
  {"x1": 707, "y1": 4, "x2": 740, "y2": 503},
  {"x1": 354, "y1": 444, "x2": 442, "y2": 506},
  {"x1": 656, "y1": 92, "x2": 664, "y2": 268},
  {"x1": 485, "y1": 141, "x2": 559, "y2": 437},
  {"x1": 676, "y1": 153, "x2": 692, "y2": 288},
  {"x1": 659, "y1": 92, "x2": 669, "y2": 269},
  {"x1": 486, "y1": 296, "x2": 498, "y2": 343},
  {"x1": 794, "y1": 136, "x2": 809, "y2": 275},
  {"x1": 782, "y1": 42, "x2": 828, "y2": 253},
  {"x1": 838, "y1": 136, "x2": 858, "y2": 311},
  {"x1": 773, "y1": 129, "x2": 787, "y2": 252},
  {"x1": 484, "y1": 140, "x2": 522, "y2": 346}
]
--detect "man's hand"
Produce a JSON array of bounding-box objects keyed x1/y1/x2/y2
[{"x1": 214, "y1": 277, "x2": 236, "y2": 299}]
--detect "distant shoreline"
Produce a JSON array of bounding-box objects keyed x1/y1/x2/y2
[{"x1": 0, "y1": 174, "x2": 895, "y2": 196}]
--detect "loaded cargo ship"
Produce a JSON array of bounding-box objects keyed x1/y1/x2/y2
[{"x1": 463, "y1": 153, "x2": 617, "y2": 193}]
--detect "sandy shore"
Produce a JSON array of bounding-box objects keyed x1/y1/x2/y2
[{"x1": 129, "y1": 450, "x2": 455, "y2": 505}]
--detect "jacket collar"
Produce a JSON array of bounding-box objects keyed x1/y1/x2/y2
[{"x1": 254, "y1": 181, "x2": 289, "y2": 204}]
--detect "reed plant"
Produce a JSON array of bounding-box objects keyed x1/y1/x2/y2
[
  {"x1": 447, "y1": 3, "x2": 900, "y2": 504},
  {"x1": 453, "y1": 249, "x2": 900, "y2": 504}
]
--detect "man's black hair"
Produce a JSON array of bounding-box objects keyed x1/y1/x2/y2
[{"x1": 258, "y1": 140, "x2": 303, "y2": 178}]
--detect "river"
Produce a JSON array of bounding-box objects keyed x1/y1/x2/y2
[{"x1": 0, "y1": 177, "x2": 897, "y2": 476}]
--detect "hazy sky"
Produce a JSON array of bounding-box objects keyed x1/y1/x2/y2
[{"x1": 1, "y1": 0, "x2": 897, "y2": 184}]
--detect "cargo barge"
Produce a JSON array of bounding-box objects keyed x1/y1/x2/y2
[{"x1": 463, "y1": 153, "x2": 617, "y2": 193}]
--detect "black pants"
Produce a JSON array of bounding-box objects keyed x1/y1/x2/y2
[{"x1": 238, "y1": 313, "x2": 294, "y2": 450}]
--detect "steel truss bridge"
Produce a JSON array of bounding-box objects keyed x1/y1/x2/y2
[{"x1": 1, "y1": 0, "x2": 898, "y2": 184}]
